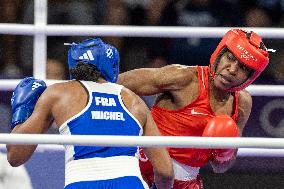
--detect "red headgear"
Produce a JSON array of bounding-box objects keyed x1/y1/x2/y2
[{"x1": 210, "y1": 29, "x2": 270, "y2": 91}]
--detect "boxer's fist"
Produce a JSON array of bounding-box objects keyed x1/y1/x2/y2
[
  {"x1": 202, "y1": 115, "x2": 238, "y2": 137},
  {"x1": 202, "y1": 115, "x2": 239, "y2": 163},
  {"x1": 11, "y1": 77, "x2": 46, "y2": 129}
]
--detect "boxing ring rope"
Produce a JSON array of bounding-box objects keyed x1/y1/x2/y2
[
  {"x1": 1, "y1": 134, "x2": 284, "y2": 158},
  {"x1": 0, "y1": 0, "x2": 283, "y2": 159},
  {"x1": 0, "y1": 0, "x2": 283, "y2": 91},
  {"x1": 2, "y1": 143, "x2": 283, "y2": 158},
  {"x1": 3, "y1": 134, "x2": 284, "y2": 148},
  {"x1": 1, "y1": 80, "x2": 284, "y2": 96},
  {"x1": 1, "y1": 24, "x2": 284, "y2": 38}
]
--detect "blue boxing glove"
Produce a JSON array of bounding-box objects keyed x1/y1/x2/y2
[{"x1": 11, "y1": 77, "x2": 47, "y2": 129}]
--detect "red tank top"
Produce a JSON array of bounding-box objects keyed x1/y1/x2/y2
[{"x1": 151, "y1": 66, "x2": 239, "y2": 167}]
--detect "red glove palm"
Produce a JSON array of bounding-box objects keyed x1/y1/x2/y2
[{"x1": 202, "y1": 115, "x2": 239, "y2": 163}]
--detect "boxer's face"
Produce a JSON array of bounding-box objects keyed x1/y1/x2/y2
[{"x1": 213, "y1": 51, "x2": 252, "y2": 90}]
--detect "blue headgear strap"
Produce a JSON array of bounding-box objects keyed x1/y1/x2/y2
[{"x1": 67, "y1": 38, "x2": 120, "y2": 83}]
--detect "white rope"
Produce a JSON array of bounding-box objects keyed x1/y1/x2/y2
[
  {"x1": 0, "y1": 79, "x2": 283, "y2": 96},
  {"x1": 0, "y1": 2, "x2": 281, "y2": 162},
  {"x1": 0, "y1": 79, "x2": 64, "y2": 90},
  {"x1": 1, "y1": 3, "x2": 281, "y2": 84},
  {"x1": 0, "y1": 24, "x2": 283, "y2": 38},
  {"x1": 246, "y1": 85, "x2": 284, "y2": 96},
  {"x1": 1, "y1": 144, "x2": 284, "y2": 157},
  {"x1": 238, "y1": 148, "x2": 284, "y2": 157},
  {"x1": 1, "y1": 134, "x2": 284, "y2": 149}
]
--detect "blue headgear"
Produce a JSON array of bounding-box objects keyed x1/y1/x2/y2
[{"x1": 67, "y1": 38, "x2": 120, "y2": 83}]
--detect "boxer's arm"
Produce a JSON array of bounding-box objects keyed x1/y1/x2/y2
[
  {"x1": 235, "y1": 90, "x2": 253, "y2": 136},
  {"x1": 210, "y1": 90, "x2": 252, "y2": 173},
  {"x1": 7, "y1": 87, "x2": 55, "y2": 167},
  {"x1": 121, "y1": 89, "x2": 173, "y2": 188},
  {"x1": 134, "y1": 98, "x2": 173, "y2": 189},
  {"x1": 143, "y1": 112, "x2": 174, "y2": 189},
  {"x1": 117, "y1": 64, "x2": 194, "y2": 96}
]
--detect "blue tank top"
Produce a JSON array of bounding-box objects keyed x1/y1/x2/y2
[{"x1": 59, "y1": 81, "x2": 143, "y2": 161}]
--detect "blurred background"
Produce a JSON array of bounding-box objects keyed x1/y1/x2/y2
[{"x1": 0, "y1": 0, "x2": 284, "y2": 188}]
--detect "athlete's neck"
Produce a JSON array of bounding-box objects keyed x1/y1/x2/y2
[{"x1": 209, "y1": 77, "x2": 231, "y2": 102}]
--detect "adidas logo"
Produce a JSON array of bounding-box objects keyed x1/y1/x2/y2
[
  {"x1": 106, "y1": 48, "x2": 113, "y2": 58},
  {"x1": 79, "y1": 48, "x2": 114, "y2": 60},
  {"x1": 79, "y1": 50, "x2": 94, "y2": 61},
  {"x1": 32, "y1": 82, "x2": 42, "y2": 90}
]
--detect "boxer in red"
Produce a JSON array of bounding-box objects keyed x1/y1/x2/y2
[{"x1": 118, "y1": 29, "x2": 274, "y2": 188}]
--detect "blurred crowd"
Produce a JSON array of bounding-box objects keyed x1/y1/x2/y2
[
  {"x1": 0, "y1": 0, "x2": 284, "y2": 83},
  {"x1": 0, "y1": 0, "x2": 284, "y2": 132}
]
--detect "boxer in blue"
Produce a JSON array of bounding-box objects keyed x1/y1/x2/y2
[{"x1": 7, "y1": 38, "x2": 174, "y2": 189}]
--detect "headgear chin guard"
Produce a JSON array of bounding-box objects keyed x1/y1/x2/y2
[
  {"x1": 210, "y1": 29, "x2": 271, "y2": 92},
  {"x1": 67, "y1": 38, "x2": 120, "y2": 83}
]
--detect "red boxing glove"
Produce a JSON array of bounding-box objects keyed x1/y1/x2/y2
[{"x1": 202, "y1": 115, "x2": 239, "y2": 163}]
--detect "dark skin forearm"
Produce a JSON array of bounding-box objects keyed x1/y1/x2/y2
[
  {"x1": 6, "y1": 143, "x2": 38, "y2": 167},
  {"x1": 6, "y1": 124, "x2": 38, "y2": 167},
  {"x1": 210, "y1": 90, "x2": 252, "y2": 173},
  {"x1": 6, "y1": 115, "x2": 53, "y2": 167}
]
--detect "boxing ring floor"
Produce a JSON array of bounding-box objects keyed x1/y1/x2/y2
[{"x1": 1, "y1": 0, "x2": 284, "y2": 188}]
